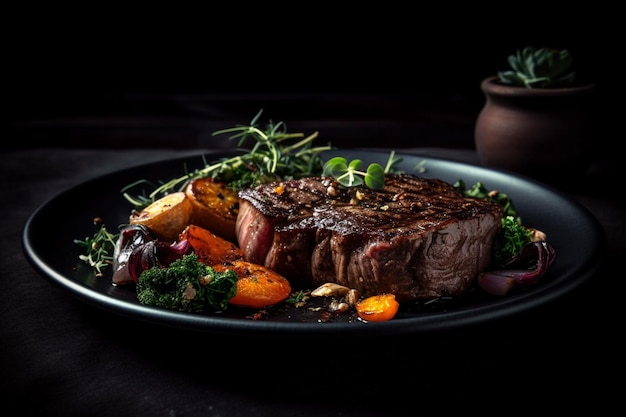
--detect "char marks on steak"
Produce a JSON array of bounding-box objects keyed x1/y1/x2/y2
[{"x1": 235, "y1": 173, "x2": 503, "y2": 302}]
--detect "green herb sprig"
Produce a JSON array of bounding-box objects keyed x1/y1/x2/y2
[
  {"x1": 122, "y1": 110, "x2": 332, "y2": 209},
  {"x1": 74, "y1": 219, "x2": 119, "y2": 276}
]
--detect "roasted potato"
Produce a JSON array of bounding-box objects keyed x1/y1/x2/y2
[
  {"x1": 129, "y1": 192, "x2": 192, "y2": 242},
  {"x1": 184, "y1": 177, "x2": 239, "y2": 241}
]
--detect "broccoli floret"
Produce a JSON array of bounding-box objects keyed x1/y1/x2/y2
[{"x1": 136, "y1": 253, "x2": 238, "y2": 313}]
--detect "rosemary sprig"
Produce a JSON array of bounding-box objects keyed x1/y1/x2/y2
[{"x1": 122, "y1": 110, "x2": 333, "y2": 210}]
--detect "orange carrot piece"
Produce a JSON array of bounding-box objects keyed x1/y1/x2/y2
[
  {"x1": 356, "y1": 294, "x2": 400, "y2": 322},
  {"x1": 213, "y1": 260, "x2": 292, "y2": 309},
  {"x1": 179, "y1": 224, "x2": 243, "y2": 266}
]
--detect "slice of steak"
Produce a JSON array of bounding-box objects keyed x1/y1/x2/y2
[{"x1": 236, "y1": 173, "x2": 503, "y2": 302}]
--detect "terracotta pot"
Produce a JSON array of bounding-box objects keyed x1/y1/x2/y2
[{"x1": 474, "y1": 76, "x2": 597, "y2": 184}]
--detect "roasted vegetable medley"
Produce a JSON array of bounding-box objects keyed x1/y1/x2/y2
[{"x1": 74, "y1": 111, "x2": 556, "y2": 322}]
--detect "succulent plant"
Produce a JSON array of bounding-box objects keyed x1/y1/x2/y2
[{"x1": 497, "y1": 46, "x2": 576, "y2": 88}]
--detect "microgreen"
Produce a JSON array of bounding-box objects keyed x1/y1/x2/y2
[
  {"x1": 322, "y1": 150, "x2": 399, "y2": 190},
  {"x1": 74, "y1": 220, "x2": 119, "y2": 276},
  {"x1": 323, "y1": 157, "x2": 383, "y2": 189}
]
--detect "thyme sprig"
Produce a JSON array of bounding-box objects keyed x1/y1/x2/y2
[{"x1": 74, "y1": 218, "x2": 119, "y2": 277}]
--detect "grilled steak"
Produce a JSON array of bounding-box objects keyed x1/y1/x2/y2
[{"x1": 235, "y1": 173, "x2": 503, "y2": 302}]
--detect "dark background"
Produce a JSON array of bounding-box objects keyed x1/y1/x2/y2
[
  {"x1": 8, "y1": 13, "x2": 609, "y2": 152},
  {"x1": 4, "y1": 13, "x2": 623, "y2": 416}
]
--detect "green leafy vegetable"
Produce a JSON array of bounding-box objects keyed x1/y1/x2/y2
[
  {"x1": 492, "y1": 216, "x2": 533, "y2": 264},
  {"x1": 454, "y1": 180, "x2": 532, "y2": 264},
  {"x1": 454, "y1": 180, "x2": 519, "y2": 220},
  {"x1": 136, "y1": 253, "x2": 238, "y2": 312}
]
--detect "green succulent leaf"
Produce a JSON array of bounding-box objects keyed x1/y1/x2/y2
[{"x1": 498, "y1": 46, "x2": 576, "y2": 88}]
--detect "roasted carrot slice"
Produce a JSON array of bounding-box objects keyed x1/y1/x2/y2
[
  {"x1": 179, "y1": 224, "x2": 243, "y2": 266},
  {"x1": 213, "y1": 260, "x2": 292, "y2": 308},
  {"x1": 356, "y1": 294, "x2": 400, "y2": 322}
]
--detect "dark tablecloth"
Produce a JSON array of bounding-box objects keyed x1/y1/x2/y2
[{"x1": 2, "y1": 147, "x2": 623, "y2": 416}]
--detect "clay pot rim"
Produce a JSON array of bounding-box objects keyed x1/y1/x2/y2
[{"x1": 481, "y1": 76, "x2": 596, "y2": 98}]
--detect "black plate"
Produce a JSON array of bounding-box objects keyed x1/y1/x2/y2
[{"x1": 22, "y1": 150, "x2": 606, "y2": 336}]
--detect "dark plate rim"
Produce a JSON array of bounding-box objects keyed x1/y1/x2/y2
[{"x1": 22, "y1": 149, "x2": 607, "y2": 337}]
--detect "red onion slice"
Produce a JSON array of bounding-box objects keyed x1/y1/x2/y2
[
  {"x1": 112, "y1": 224, "x2": 156, "y2": 285},
  {"x1": 478, "y1": 241, "x2": 557, "y2": 296},
  {"x1": 127, "y1": 239, "x2": 192, "y2": 283}
]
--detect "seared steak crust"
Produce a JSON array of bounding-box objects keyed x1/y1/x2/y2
[{"x1": 236, "y1": 174, "x2": 503, "y2": 301}]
